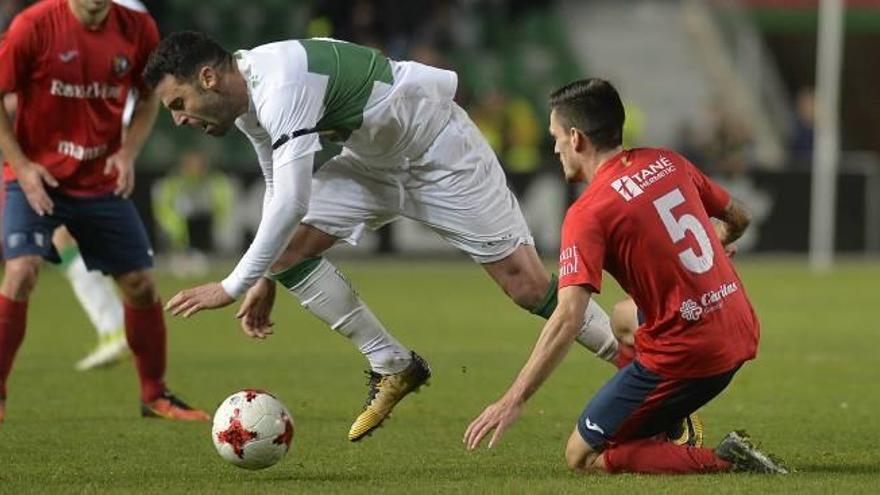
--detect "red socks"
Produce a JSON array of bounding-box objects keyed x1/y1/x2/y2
[
  {"x1": 604, "y1": 438, "x2": 731, "y2": 474},
  {"x1": 0, "y1": 295, "x2": 27, "y2": 398},
  {"x1": 615, "y1": 343, "x2": 635, "y2": 369},
  {"x1": 124, "y1": 302, "x2": 167, "y2": 402},
  {"x1": 1, "y1": 296, "x2": 167, "y2": 404}
]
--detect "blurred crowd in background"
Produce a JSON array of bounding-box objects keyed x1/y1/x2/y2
[{"x1": 2, "y1": 0, "x2": 878, "y2": 261}]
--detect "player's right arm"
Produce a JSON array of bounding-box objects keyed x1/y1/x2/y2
[
  {"x1": 0, "y1": 15, "x2": 58, "y2": 215},
  {"x1": 220, "y1": 79, "x2": 323, "y2": 300},
  {"x1": 464, "y1": 207, "x2": 606, "y2": 450}
]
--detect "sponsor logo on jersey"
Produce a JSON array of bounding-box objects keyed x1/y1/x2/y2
[
  {"x1": 58, "y1": 49, "x2": 79, "y2": 63},
  {"x1": 611, "y1": 176, "x2": 644, "y2": 200},
  {"x1": 583, "y1": 418, "x2": 605, "y2": 435},
  {"x1": 611, "y1": 155, "x2": 676, "y2": 201},
  {"x1": 679, "y1": 299, "x2": 703, "y2": 321},
  {"x1": 57, "y1": 141, "x2": 108, "y2": 161},
  {"x1": 559, "y1": 244, "x2": 580, "y2": 277},
  {"x1": 679, "y1": 281, "x2": 739, "y2": 321},
  {"x1": 50, "y1": 79, "x2": 123, "y2": 100},
  {"x1": 112, "y1": 54, "x2": 131, "y2": 77}
]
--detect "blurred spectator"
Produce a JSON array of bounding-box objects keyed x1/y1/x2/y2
[
  {"x1": 788, "y1": 86, "x2": 815, "y2": 169},
  {"x1": 622, "y1": 102, "x2": 645, "y2": 148},
  {"x1": 0, "y1": 0, "x2": 27, "y2": 32},
  {"x1": 470, "y1": 89, "x2": 542, "y2": 196},
  {"x1": 674, "y1": 100, "x2": 758, "y2": 178},
  {"x1": 151, "y1": 151, "x2": 234, "y2": 277},
  {"x1": 675, "y1": 121, "x2": 708, "y2": 167}
]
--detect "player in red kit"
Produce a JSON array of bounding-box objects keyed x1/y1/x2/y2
[
  {"x1": 0, "y1": 0, "x2": 208, "y2": 423},
  {"x1": 464, "y1": 78, "x2": 787, "y2": 474}
]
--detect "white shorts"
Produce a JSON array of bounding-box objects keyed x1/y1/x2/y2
[{"x1": 302, "y1": 105, "x2": 534, "y2": 263}]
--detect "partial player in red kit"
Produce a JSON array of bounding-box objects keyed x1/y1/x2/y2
[
  {"x1": 0, "y1": 0, "x2": 208, "y2": 423},
  {"x1": 464, "y1": 78, "x2": 787, "y2": 474}
]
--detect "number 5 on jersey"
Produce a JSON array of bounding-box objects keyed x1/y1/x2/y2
[{"x1": 653, "y1": 188, "x2": 714, "y2": 274}]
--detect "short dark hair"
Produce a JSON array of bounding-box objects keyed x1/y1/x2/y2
[
  {"x1": 143, "y1": 31, "x2": 232, "y2": 89},
  {"x1": 549, "y1": 78, "x2": 625, "y2": 151}
]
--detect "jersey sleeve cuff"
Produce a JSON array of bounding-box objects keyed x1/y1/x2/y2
[{"x1": 221, "y1": 276, "x2": 248, "y2": 300}]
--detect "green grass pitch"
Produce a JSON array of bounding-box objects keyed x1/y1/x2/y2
[{"x1": 0, "y1": 259, "x2": 878, "y2": 494}]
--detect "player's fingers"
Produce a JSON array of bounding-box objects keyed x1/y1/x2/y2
[
  {"x1": 37, "y1": 167, "x2": 58, "y2": 187},
  {"x1": 240, "y1": 321, "x2": 258, "y2": 339},
  {"x1": 103, "y1": 159, "x2": 115, "y2": 176},
  {"x1": 166, "y1": 293, "x2": 196, "y2": 316},
  {"x1": 119, "y1": 171, "x2": 134, "y2": 198},
  {"x1": 487, "y1": 421, "x2": 508, "y2": 449},
  {"x1": 236, "y1": 299, "x2": 254, "y2": 319},
  {"x1": 25, "y1": 186, "x2": 53, "y2": 216},
  {"x1": 165, "y1": 292, "x2": 186, "y2": 313},
  {"x1": 25, "y1": 195, "x2": 46, "y2": 216},
  {"x1": 466, "y1": 418, "x2": 493, "y2": 450},
  {"x1": 124, "y1": 172, "x2": 136, "y2": 197},
  {"x1": 464, "y1": 412, "x2": 490, "y2": 444},
  {"x1": 464, "y1": 417, "x2": 480, "y2": 444},
  {"x1": 182, "y1": 300, "x2": 203, "y2": 318}
]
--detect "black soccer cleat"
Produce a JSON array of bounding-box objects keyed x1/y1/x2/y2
[{"x1": 715, "y1": 430, "x2": 789, "y2": 474}]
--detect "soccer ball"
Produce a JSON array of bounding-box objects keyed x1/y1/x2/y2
[{"x1": 211, "y1": 389, "x2": 294, "y2": 470}]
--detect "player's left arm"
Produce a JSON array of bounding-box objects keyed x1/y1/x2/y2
[
  {"x1": 104, "y1": 90, "x2": 160, "y2": 197},
  {"x1": 713, "y1": 197, "x2": 751, "y2": 246},
  {"x1": 165, "y1": 79, "x2": 322, "y2": 319},
  {"x1": 105, "y1": 14, "x2": 161, "y2": 197},
  {"x1": 682, "y1": 154, "x2": 751, "y2": 249},
  {"x1": 464, "y1": 285, "x2": 591, "y2": 450}
]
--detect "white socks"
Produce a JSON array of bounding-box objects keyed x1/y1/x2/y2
[
  {"x1": 64, "y1": 254, "x2": 124, "y2": 339},
  {"x1": 576, "y1": 299, "x2": 619, "y2": 363},
  {"x1": 273, "y1": 258, "x2": 411, "y2": 375}
]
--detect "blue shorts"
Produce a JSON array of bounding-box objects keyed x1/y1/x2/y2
[
  {"x1": 577, "y1": 360, "x2": 740, "y2": 450},
  {"x1": 2, "y1": 181, "x2": 153, "y2": 275}
]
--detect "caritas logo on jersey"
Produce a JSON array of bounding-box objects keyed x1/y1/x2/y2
[{"x1": 611, "y1": 155, "x2": 676, "y2": 201}]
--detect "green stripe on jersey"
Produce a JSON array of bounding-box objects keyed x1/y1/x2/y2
[{"x1": 299, "y1": 39, "x2": 393, "y2": 142}]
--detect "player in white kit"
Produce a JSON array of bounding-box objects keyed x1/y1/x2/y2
[{"x1": 145, "y1": 32, "x2": 625, "y2": 441}]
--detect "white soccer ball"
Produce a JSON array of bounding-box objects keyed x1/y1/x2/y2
[{"x1": 211, "y1": 389, "x2": 294, "y2": 470}]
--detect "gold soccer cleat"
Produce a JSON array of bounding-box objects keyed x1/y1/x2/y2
[
  {"x1": 348, "y1": 351, "x2": 431, "y2": 442},
  {"x1": 668, "y1": 413, "x2": 704, "y2": 447}
]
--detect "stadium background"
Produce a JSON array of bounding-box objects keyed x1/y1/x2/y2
[
  {"x1": 1, "y1": 1, "x2": 879, "y2": 493},
  {"x1": 5, "y1": 0, "x2": 879, "y2": 260}
]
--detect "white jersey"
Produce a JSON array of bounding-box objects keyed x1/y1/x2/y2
[{"x1": 222, "y1": 39, "x2": 459, "y2": 297}]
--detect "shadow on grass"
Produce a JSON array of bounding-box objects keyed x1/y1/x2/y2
[
  {"x1": 238, "y1": 471, "x2": 371, "y2": 483},
  {"x1": 795, "y1": 463, "x2": 880, "y2": 475}
]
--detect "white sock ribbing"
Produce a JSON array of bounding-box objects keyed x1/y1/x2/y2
[
  {"x1": 576, "y1": 299, "x2": 619, "y2": 363},
  {"x1": 64, "y1": 254, "x2": 124, "y2": 338},
  {"x1": 273, "y1": 258, "x2": 411, "y2": 375}
]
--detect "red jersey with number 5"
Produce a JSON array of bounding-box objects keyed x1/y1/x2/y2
[
  {"x1": 558, "y1": 148, "x2": 759, "y2": 378},
  {"x1": 0, "y1": 0, "x2": 159, "y2": 196}
]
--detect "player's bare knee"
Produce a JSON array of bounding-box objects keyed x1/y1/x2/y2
[
  {"x1": 1, "y1": 257, "x2": 42, "y2": 299},
  {"x1": 564, "y1": 443, "x2": 603, "y2": 474},
  {"x1": 509, "y1": 276, "x2": 546, "y2": 310},
  {"x1": 611, "y1": 300, "x2": 637, "y2": 345},
  {"x1": 493, "y1": 265, "x2": 547, "y2": 309},
  {"x1": 271, "y1": 224, "x2": 335, "y2": 272},
  {"x1": 114, "y1": 270, "x2": 157, "y2": 306},
  {"x1": 564, "y1": 428, "x2": 605, "y2": 474}
]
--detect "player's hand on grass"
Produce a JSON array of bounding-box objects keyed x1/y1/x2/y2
[
  {"x1": 165, "y1": 282, "x2": 235, "y2": 318},
  {"x1": 104, "y1": 150, "x2": 136, "y2": 198},
  {"x1": 236, "y1": 277, "x2": 277, "y2": 339},
  {"x1": 17, "y1": 160, "x2": 58, "y2": 216},
  {"x1": 463, "y1": 396, "x2": 525, "y2": 450}
]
